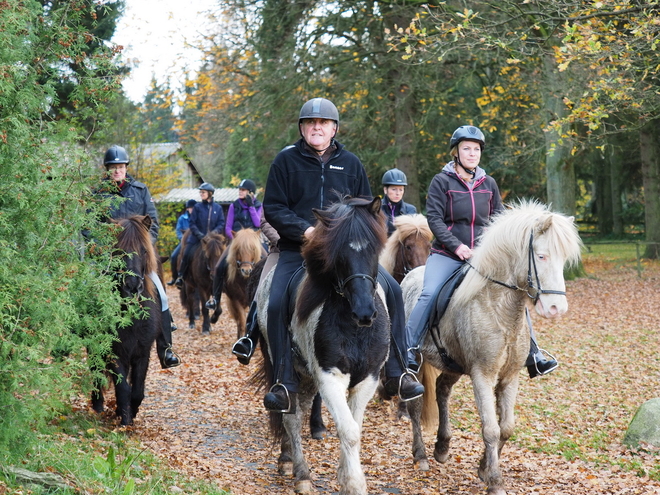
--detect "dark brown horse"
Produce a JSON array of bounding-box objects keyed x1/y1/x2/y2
[
  {"x1": 92, "y1": 215, "x2": 161, "y2": 426},
  {"x1": 222, "y1": 228, "x2": 266, "y2": 339},
  {"x1": 180, "y1": 231, "x2": 227, "y2": 335},
  {"x1": 379, "y1": 214, "x2": 432, "y2": 284}
]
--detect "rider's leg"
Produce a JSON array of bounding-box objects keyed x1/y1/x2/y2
[
  {"x1": 175, "y1": 241, "x2": 196, "y2": 288},
  {"x1": 525, "y1": 307, "x2": 558, "y2": 378},
  {"x1": 168, "y1": 243, "x2": 181, "y2": 285},
  {"x1": 379, "y1": 267, "x2": 425, "y2": 402},
  {"x1": 147, "y1": 272, "x2": 181, "y2": 369},
  {"x1": 232, "y1": 252, "x2": 279, "y2": 365},
  {"x1": 405, "y1": 253, "x2": 464, "y2": 367},
  {"x1": 263, "y1": 250, "x2": 303, "y2": 413},
  {"x1": 206, "y1": 252, "x2": 228, "y2": 310}
]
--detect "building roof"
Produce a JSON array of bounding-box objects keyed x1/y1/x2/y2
[{"x1": 155, "y1": 187, "x2": 239, "y2": 205}]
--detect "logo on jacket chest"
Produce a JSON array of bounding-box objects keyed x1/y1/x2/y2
[{"x1": 329, "y1": 165, "x2": 344, "y2": 171}]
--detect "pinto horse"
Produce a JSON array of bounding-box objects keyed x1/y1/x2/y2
[
  {"x1": 379, "y1": 214, "x2": 432, "y2": 284},
  {"x1": 220, "y1": 228, "x2": 266, "y2": 339},
  {"x1": 401, "y1": 200, "x2": 582, "y2": 494},
  {"x1": 180, "y1": 231, "x2": 227, "y2": 335},
  {"x1": 92, "y1": 215, "x2": 161, "y2": 426},
  {"x1": 256, "y1": 197, "x2": 390, "y2": 495}
]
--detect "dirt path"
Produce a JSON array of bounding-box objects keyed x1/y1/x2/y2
[{"x1": 132, "y1": 269, "x2": 660, "y2": 495}]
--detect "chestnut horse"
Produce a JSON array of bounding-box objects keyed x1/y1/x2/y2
[{"x1": 379, "y1": 214, "x2": 432, "y2": 284}]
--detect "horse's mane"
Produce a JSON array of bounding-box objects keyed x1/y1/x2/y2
[
  {"x1": 227, "y1": 229, "x2": 263, "y2": 282},
  {"x1": 303, "y1": 196, "x2": 388, "y2": 276},
  {"x1": 115, "y1": 215, "x2": 158, "y2": 299},
  {"x1": 454, "y1": 200, "x2": 583, "y2": 306},
  {"x1": 380, "y1": 214, "x2": 433, "y2": 274}
]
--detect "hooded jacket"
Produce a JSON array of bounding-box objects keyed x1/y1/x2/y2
[
  {"x1": 188, "y1": 198, "x2": 225, "y2": 245},
  {"x1": 426, "y1": 162, "x2": 503, "y2": 259},
  {"x1": 264, "y1": 138, "x2": 372, "y2": 251}
]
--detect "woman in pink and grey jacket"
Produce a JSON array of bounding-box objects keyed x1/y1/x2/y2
[{"x1": 405, "y1": 125, "x2": 558, "y2": 379}]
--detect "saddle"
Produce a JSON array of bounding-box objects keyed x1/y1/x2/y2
[{"x1": 423, "y1": 264, "x2": 468, "y2": 373}]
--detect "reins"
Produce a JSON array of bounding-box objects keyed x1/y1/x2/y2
[{"x1": 465, "y1": 231, "x2": 566, "y2": 303}]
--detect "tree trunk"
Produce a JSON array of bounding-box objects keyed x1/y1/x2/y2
[
  {"x1": 542, "y1": 52, "x2": 575, "y2": 216},
  {"x1": 640, "y1": 123, "x2": 660, "y2": 259},
  {"x1": 609, "y1": 144, "x2": 624, "y2": 236},
  {"x1": 392, "y1": 74, "x2": 420, "y2": 210}
]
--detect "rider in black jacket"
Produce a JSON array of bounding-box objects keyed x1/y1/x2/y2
[
  {"x1": 380, "y1": 168, "x2": 417, "y2": 236},
  {"x1": 261, "y1": 98, "x2": 424, "y2": 413}
]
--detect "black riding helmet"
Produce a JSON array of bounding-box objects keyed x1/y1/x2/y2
[
  {"x1": 449, "y1": 125, "x2": 485, "y2": 150},
  {"x1": 199, "y1": 182, "x2": 215, "y2": 193},
  {"x1": 238, "y1": 179, "x2": 256, "y2": 194},
  {"x1": 382, "y1": 168, "x2": 408, "y2": 186},
  {"x1": 104, "y1": 145, "x2": 130, "y2": 166}
]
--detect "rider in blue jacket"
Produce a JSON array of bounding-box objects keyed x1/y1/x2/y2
[
  {"x1": 175, "y1": 182, "x2": 225, "y2": 288},
  {"x1": 167, "y1": 199, "x2": 196, "y2": 285}
]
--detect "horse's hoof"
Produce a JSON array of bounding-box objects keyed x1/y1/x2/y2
[
  {"x1": 188, "y1": 323, "x2": 195, "y2": 330},
  {"x1": 310, "y1": 426, "x2": 327, "y2": 440},
  {"x1": 414, "y1": 459, "x2": 430, "y2": 471},
  {"x1": 202, "y1": 329, "x2": 210, "y2": 336},
  {"x1": 433, "y1": 450, "x2": 449, "y2": 464},
  {"x1": 294, "y1": 480, "x2": 313, "y2": 494},
  {"x1": 486, "y1": 489, "x2": 506, "y2": 495},
  {"x1": 278, "y1": 461, "x2": 293, "y2": 476}
]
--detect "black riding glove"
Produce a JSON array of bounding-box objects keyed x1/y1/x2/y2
[{"x1": 244, "y1": 195, "x2": 253, "y2": 207}]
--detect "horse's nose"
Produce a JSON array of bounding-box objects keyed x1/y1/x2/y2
[
  {"x1": 354, "y1": 310, "x2": 377, "y2": 327},
  {"x1": 241, "y1": 267, "x2": 252, "y2": 278}
]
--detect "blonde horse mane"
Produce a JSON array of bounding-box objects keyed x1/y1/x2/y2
[
  {"x1": 452, "y1": 199, "x2": 583, "y2": 308},
  {"x1": 226, "y1": 228, "x2": 263, "y2": 283},
  {"x1": 380, "y1": 214, "x2": 433, "y2": 274}
]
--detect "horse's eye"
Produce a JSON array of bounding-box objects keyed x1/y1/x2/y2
[{"x1": 537, "y1": 254, "x2": 546, "y2": 261}]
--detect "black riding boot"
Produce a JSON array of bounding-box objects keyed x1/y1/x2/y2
[
  {"x1": 206, "y1": 257, "x2": 227, "y2": 310},
  {"x1": 232, "y1": 300, "x2": 260, "y2": 365},
  {"x1": 157, "y1": 309, "x2": 181, "y2": 369},
  {"x1": 525, "y1": 308, "x2": 557, "y2": 378}
]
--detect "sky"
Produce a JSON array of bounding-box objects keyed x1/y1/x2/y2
[{"x1": 112, "y1": 0, "x2": 218, "y2": 103}]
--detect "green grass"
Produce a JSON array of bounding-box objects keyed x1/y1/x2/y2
[{"x1": 0, "y1": 411, "x2": 230, "y2": 495}]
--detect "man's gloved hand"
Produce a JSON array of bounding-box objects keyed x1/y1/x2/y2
[
  {"x1": 244, "y1": 195, "x2": 253, "y2": 207},
  {"x1": 195, "y1": 232, "x2": 204, "y2": 240}
]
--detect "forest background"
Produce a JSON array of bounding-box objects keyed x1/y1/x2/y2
[{"x1": 0, "y1": 0, "x2": 659, "y2": 486}]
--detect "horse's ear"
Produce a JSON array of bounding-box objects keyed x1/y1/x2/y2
[
  {"x1": 141, "y1": 215, "x2": 152, "y2": 231},
  {"x1": 231, "y1": 230, "x2": 237, "y2": 237},
  {"x1": 370, "y1": 196, "x2": 382, "y2": 215},
  {"x1": 313, "y1": 208, "x2": 332, "y2": 227},
  {"x1": 537, "y1": 215, "x2": 553, "y2": 235}
]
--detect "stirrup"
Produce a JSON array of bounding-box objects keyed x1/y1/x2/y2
[
  {"x1": 265, "y1": 383, "x2": 293, "y2": 413},
  {"x1": 529, "y1": 348, "x2": 558, "y2": 376},
  {"x1": 407, "y1": 346, "x2": 423, "y2": 373},
  {"x1": 205, "y1": 297, "x2": 217, "y2": 310},
  {"x1": 398, "y1": 370, "x2": 422, "y2": 403},
  {"x1": 232, "y1": 336, "x2": 254, "y2": 360}
]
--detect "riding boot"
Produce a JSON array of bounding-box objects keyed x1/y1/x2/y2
[
  {"x1": 206, "y1": 257, "x2": 227, "y2": 310},
  {"x1": 525, "y1": 309, "x2": 557, "y2": 378},
  {"x1": 157, "y1": 309, "x2": 181, "y2": 369},
  {"x1": 232, "y1": 299, "x2": 260, "y2": 365}
]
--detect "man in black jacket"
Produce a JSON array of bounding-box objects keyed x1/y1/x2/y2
[{"x1": 262, "y1": 98, "x2": 424, "y2": 413}]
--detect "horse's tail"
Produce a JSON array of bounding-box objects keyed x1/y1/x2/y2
[
  {"x1": 251, "y1": 334, "x2": 285, "y2": 443},
  {"x1": 419, "y1": 360, "x2": 441, "y2": 433}
]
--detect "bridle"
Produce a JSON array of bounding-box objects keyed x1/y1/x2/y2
[
  {"x1": 394, "y1": 239, "x2": 415, "y2": 279},
  {"x1": 334, "y1": 273, "x2": 377, "y2": 298},
  {"x1": 466, "y1": 231, "x2": 566, "y2": 303}
]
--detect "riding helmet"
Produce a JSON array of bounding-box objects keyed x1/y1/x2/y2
[
  {"x1": 299, "y1": 98, "x2": 339, "y2": 126},
  {"x1": 186, "y1": 199, "x2": 197, "y2": 208},
  {"x1": 198, "y1": 182, "x2": 215, "y2": 193},
  {"x1": 238, "y1": 179, "x2": 256, "y2": 194},
  {"x1": 382, "y1": 168, "x2": 408, "y2": 186},
  {"x1": 449, "y1": 126, "x2": 485, "y2": 150},
  {"x1": 104, "y1": 145, "x2": 130, "y2": 166}
]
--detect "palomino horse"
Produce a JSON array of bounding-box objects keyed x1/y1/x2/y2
[
  {"x1": 256, "y1": 197, "x2": 390, "y2": 495},
  {"x1": 379, "y1": 214, "x2": 432, "y2": 284},
  {"x1": 180, "y1": 231, "x2": 227, "y2": 335},
  {"x1": 401, "y1": 200, "x2": 582, "y2": 495},
  {"x1": 221, "y1": 228, "x2": 266, "y2": 340},
  {"x1": 92, "y1": 215, "x2": 161, "y2": 426}
]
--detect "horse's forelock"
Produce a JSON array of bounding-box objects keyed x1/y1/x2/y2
[
  {"x1": 115, "y1": 216, "x2": 158, "y2": 298},
  {"x1": 304, "y1": 200, "x2": 386, "y2": 273},
  {"x1": 227, "y1": 229, "x2": 263, "y2": 280}
]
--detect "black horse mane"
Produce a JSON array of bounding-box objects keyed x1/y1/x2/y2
[{"x1": 302, "y1": 196, "x2": 387, "y2": 276}]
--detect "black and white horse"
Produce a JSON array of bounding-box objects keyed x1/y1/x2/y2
[{"x1": 257, "y1": 196, "x2": 390, "y2": 495}]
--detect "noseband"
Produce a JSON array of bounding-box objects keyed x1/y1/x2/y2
[
  {"x1": 467, "y1": 232, "x2": 566, "y2": 303},
  {"x1": 334, "y1": 273, "x2": 377, "y2": 298}
]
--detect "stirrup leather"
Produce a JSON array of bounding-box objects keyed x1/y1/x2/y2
[{"x1": 530, "y1": 348, "x2": 558, "y2": 376}]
